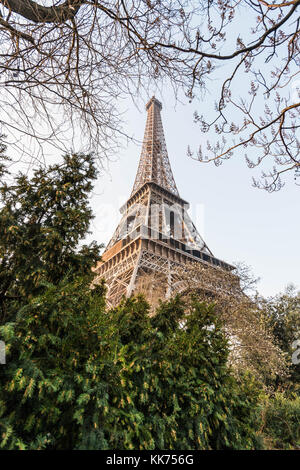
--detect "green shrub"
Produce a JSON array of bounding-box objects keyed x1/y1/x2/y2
[
  {"x1": 258, "y1": 393, "x2": 300, "y2": 449},
  {"x1": 0, "y1": 290, "x2": 262, "y2": 449},
  {"x1": 0, "y1": 149, "x2": 265, "y2": 450}
]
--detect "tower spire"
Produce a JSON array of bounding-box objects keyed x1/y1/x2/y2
[{"x1": 131, "y1": 96, "x2": 179, "y2": 197}]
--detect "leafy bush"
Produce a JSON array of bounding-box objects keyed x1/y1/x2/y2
[
  {"x1": 258, "y1": 393, "x2": 300, "y2": 450},
  {"x1": 0, "y1": 288, "x2": 262, "y2": 449}
]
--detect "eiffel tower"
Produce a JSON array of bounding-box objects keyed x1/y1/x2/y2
[{"x1": 94, "y1": 96, "x2": 233, "y2": 307}]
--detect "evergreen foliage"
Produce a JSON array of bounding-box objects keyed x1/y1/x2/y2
[
  {"x1": 0, "y1": 287, "x2": 262, "y2": 449},
  {"x1": 0, "y1": 147, "x2": 297, "y2": 450},
  {"x1": 0, "y1": 149, "x2": 262, "y2": 449},
  {"x1": 0, "y1": 149, "x2": 100, "y2": 324}
]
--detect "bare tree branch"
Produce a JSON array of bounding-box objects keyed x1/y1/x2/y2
[
  {"x1": 0, "y1": 0, "x2": 298, "y2": 189},
  {"x1": 1, "y1": 0, "x2": 83, "y2": 23}
]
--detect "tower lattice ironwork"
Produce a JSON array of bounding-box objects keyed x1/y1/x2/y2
[
  {"x1": 94, "y1": 96, "x2": 233, "y2": 307},
  {"x1": 131, "y1": 97, "x2": 179, "y2": 197}
]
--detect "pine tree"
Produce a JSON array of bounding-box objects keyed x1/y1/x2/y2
[
  {"x1": 0, "y1": 147, "x2": 261, "y2": 449},
  {"x1": 0, "y1": 147, "x2": 107, "y2": 449},
  {"x1": 0, "y1": 149, "x2": 100, "y2": 323}
]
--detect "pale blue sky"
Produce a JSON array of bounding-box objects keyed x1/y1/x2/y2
[{"x1": 88, "y1": 91, "x2": 300, "y2": 298}]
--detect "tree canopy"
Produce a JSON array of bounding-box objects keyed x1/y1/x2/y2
[
  {"x1": 258, "y1": 285, "x2": 300, "y2": 389},
  {"x1": 0, "y1": 1, "x2": 298, "y2": 189}
]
